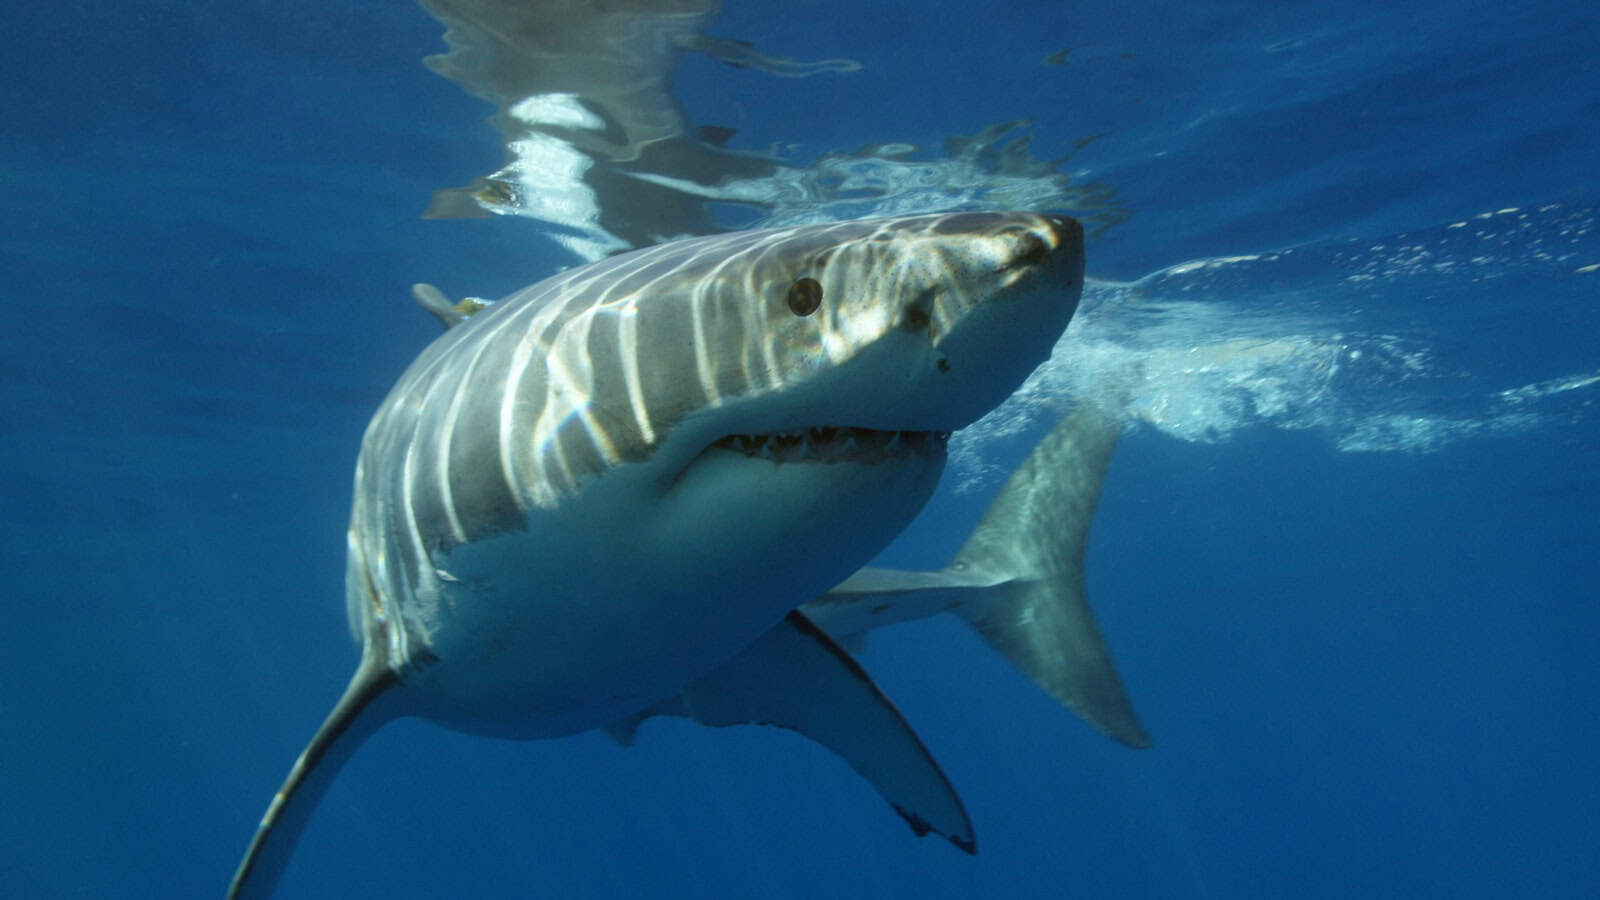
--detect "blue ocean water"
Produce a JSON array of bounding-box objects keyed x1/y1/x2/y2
[{"x1": 3, "y1": 0, "x2": 1597, "y2": 897}]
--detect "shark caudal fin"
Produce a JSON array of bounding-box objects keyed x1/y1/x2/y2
[
  {"x1": 949, "y1": 403, "x2": 1149, "y2": 748},
  {"x1": 226, "y1": 649, "x2": 399, "y2": 899},
  {"x1": 802, "y1": 403, "x2": 1149, "y2": 748}
]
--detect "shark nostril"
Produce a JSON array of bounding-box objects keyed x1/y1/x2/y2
[
  {"x1": 1016, "y1": 233, "x2": 1049, "y2": 265},
  {"x1": 1042, "y1": 214, "x2": 1083, "y2": 248},
  {"x1": 901, "y1": 307, "x2": 931, "y2": 331}
]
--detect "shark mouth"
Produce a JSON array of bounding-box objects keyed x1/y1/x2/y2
[{"x1": 711, "y1": 427, "x2": 950, "y2": 464}]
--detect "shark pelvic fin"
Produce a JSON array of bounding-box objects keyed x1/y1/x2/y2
[
  {"x1": 227, "y1": 646, "x2": 399, "y2": 899},
  {"x1": 951, "y1": 403, "x2": 1151, "y2": 748},
  {"x1": 614, "y1": 610, "x2": 977, "y2": 853}
]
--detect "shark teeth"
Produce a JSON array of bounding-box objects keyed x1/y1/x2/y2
[{"x1": 712, "y1": 427, "x2": 949, "y2": 464}]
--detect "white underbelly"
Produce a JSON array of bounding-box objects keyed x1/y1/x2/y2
[{"x1": 393, "y1": 448, "x2": 943, "y2": 738}]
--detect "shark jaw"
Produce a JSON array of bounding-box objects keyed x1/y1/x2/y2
[{"x1": 708, "y1": 426, "x2": 950, "y2": 465}]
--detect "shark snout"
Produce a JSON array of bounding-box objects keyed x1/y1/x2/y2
[
  {"x1": 992, "y1": 215, "x2": 1083, "y2": 281},
  {"x1": 907, "y1": 213, "x2": 1084, "y2": 429},
  {"x1": 1041, "y1": 213, "x2": 1083, "y2": 250}
]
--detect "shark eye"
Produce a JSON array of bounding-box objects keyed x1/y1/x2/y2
[{"x1": 787, "y1": 277, "x2": 823, "y2": 316}]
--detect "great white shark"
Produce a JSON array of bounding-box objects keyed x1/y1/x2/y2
[
  {"x1": 229, "y1": 211, "x2": 1108, "y2": 897},
  {"x1": 416, "y1": 282, "x2": 1149, "y2": 749}
]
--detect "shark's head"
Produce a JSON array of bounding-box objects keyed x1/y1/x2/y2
[
  {"x1": 581, "y1": 211, "x2": 1088, "y2": 674},
  {"x1": 640, "y1": 211, "x2": 1087, "y2": 479},
  {"x1": 350, "y1": 211, "x2": 1084, "y2": 728}
]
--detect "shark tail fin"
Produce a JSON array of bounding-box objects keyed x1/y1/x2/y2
[
  {"x1": 227, "y1": 649, "x2": 398, "y2": 899},
  {"x1": 950, "y1": 403, "x2": 1152, "y2": 748}
]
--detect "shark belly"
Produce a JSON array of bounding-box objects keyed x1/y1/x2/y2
[{"x1": 396, "y1": 440, "x2": 946, "y2": 738}]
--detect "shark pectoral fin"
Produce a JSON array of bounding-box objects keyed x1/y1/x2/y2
[
  {"x1": 676, "y1": 610, "x2": 977, "y2": 853},
  {"x1": 831, "y1": 631, "x2": 869, "y2": 656},
  {"x1": 951, "y1": 403, "x2": 1152, "y2": 749},
  {"x1": 226, "y1": 650, "x2": 399, "y2": 899}
]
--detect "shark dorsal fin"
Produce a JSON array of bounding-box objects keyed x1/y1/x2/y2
[{"x1": 411, "y1": 283, "x2": 492, "y2": 330}]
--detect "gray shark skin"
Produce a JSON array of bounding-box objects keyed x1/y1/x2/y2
[{"x1": 227, "y1": 212, "x2": 1084, "y2": 898}]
